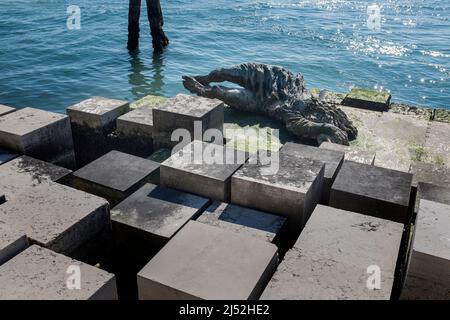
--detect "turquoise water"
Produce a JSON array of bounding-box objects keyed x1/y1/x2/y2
[{"x1": 0, "y1": 0, "x2": 448, "y2": 113}]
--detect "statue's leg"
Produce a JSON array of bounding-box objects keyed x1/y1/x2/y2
[
  {"x1": 285, "y1": 115, "x2": 350, "y2": 145},
  {"x1": 193, "y1": 66, "x2": 250, "y2": 89},
  {"x1": 183, "y1": 76, "x2": 257, "y2": 111}
]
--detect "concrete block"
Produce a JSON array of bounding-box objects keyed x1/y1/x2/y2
[
  {"x1": 130, "y1": 94, "x2": 166, "y2": 110},
  {"x1": 330, "y1": 161, "x2": 412, "y2": 223},
  {"x1": 0, "y1": 107, "x2": 75, "y2": 168},
  {"x1": 280, "y1": 142, "x2": 344, "y2": 204},
  {"x1": 409, "y1": 162, "x2": 450, "y2": 189},
  {"x1": 67, "y1": 97, "x2": 130, "y2": 130},
  {"x1": 231, "y1": 151, "x2": 324, "y2": 237},
  {"x1": 161, "y1": 141, "x2": 247, "y2": 202},
  {"x1": 401, "y1": 200, "x2": 450, "y2": 299},
  {"x1": 0, "y1": 104, "x2": 16, "y2": 117},
  {"x1": 0, "y1": 224, "x2": 29, "y2": 266},
  {"x1": 153, "y1": 94, "x2": 224, "y2": 149},
  {"x1": 69, "y1": 151, "x2": 160, "y2": 206},
  {"x1": 111, "y1": 183, "x2": 210, "y2": 261},
  {"x1": 67, "y1": 97, "x2": 130, "y2": 166},
  {"x1": 342, "y1": 87, "x2": 391, "y2": 112},
  {"x1": 320, "y1": 141, "x2": 375, "y2": 165},
  {"x1": 0, "y1": 182, "x2": 110, "y2": 254},
  {"x1": 0, "y1": 155, "x2": 72, "y2": 201},
  {"x1": 424, "y1": 121, "x2": 450, "y2": 168},
  {"x1": 0, "y1": 245, "x2": 117, "y2": 300},
  {"x1": 415, "y1": 183, "x2": 450, "y2": 212},
  {"x1": 0, "y1": 148, "x2": 18, "y2": 166},
  {"x1": 261, "y1": 205, "x2": 403, "y2": 300},
  {"x1": 197, "y1": 201, "x2": 288, "y2": 246},
  {"x1": 137, "y1": 221, "x2": 278, "y2": 300}
]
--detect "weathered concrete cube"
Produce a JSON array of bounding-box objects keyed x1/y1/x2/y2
[
  {"x1": 409, "y1": 162, "x2": 450, "y2": 189},
  {"x1": 329, "y1": 161, "x2": 412, "y2": 223},
  {"x1": 161, "y1": 141, "x2": 247, "y2": 202},
  {"x1": 415, "y1": 183, "x2": 450, "y2": 212},
  {"x1": 401, "y1": 200, "x2": 450, "y2": 300},
  {"x1": 69, "y1": 151, "x2": 160, "y2": 206},
  {"x1": 320, "y1": 141, "x2": 376, "y2": 165},
  {"x1": 67, "y1": 97, "x2": 130, "y2": 130},
  {"x1": 137, "y1": 221, "x2": 278, "y2": 300},
  {"x1": 111, "y1": 183, "x2": 210, "y2": 262},
  {"x1": 197, "y1": 201, "x2": 288, "y2": 246},
  {"x1": 232, "y1": 151, "x2": 324, "y2": 236},
  {"x1": 342, "y1": 87, "x2": 391, "y2": 112},
  {"x1": 0, "y1": 104, "x2": 16, "y2": 117},
  {"x1": 0, "y1": 107, "x2": 75, "y2": 168},
  {"x1": 261, "y1": 205, "x2": 403, "y2": 300},
  {"x1": 0, "y1": 182, "x2": 110, "y2": 254},
  {"x1": 0, "y1": 148, "x2": 18, "y2": 166},
  {"x1": 0, "y1": 224, "x2": 28, "y2": 266},
  {"x1": 67, "y1": 97, "x2": 130, "y2": 166},
  {"x1": 0, "y1": 155, "x2": 72, "y2": 201},
  {"x1": 153, "y1": 94, "x2": 224, "y2": 149},
  {"x1": 280, "y1": 142, "x2": 344, "y2": 204},
  {"x1": 0, "y1": 245, "x2": 117, "y2": 300}
]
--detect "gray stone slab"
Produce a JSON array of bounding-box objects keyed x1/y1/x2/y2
[
  {"x1": 0, "y1": 182, "x2": 110, "y2": 254},
  {"x1": 424, "y1": 121, "x2": 450, "y2": 168},
  {"x1": 416, "y1": 183, "x2": 450, "y2": 210},
  {"x1": 153, "y1": 94, "x2": 224, "y2": 149},
  {"x1": 117, "y1": 106, "x2": 153, "y2": 139},
  {"x1": 0, "y1": 224, "x2": 29, "y2": 266},
  {"x1": 0, "y1": 148, "x2": 18, "y2": 166},
  {"x1": 320, "y1": 141, "x2": 375, "y2": 165},
  {"x1": 342, "y1": 88, "x2": 391, "y2": 112},
  {"x1": 70, "y1": 151, "x2": 160, "y2": 206},
  {"x1": 401, "y1": 200, "x2": 450, "y2": 300},
  {"x1": 231, "y1": 151, "x2": 324, "y2": 234},
  {"x1": 330, "y1": 161, "x2": 412, "y2": 223},
  {"x1": 0, "y1": 245, "x2": 117, "y2": 300},
  {"x1": 0, "y1": 107, "x2": 75, "y2": 167},
  {"x1": 161, "y1": 141, "x2": 247, "y2": 202},
  {"x1": 0, "y1": 104, "x2": 16, "y2": 117},
  {"x1": 67, "y1": 97, "x2": 130, "y2": 130},
  {"x1": 280, "y1": 142, "x2": 344, "y2": 204},
  {"x1": 111, "y1": 183, "x2": 211, "y2": 254},
  {"x1": 137, "y1": 220, "x2": 278, "y2": 300},
  {"x1": 261, "y1": 205, "x2": 403, "y2": 300},
  {"x1": 409, "y1": 162, "x2": 450, "y2": 189},
  {"x1": 197, "y1": 201, "x2": 287, "y2": 246},
  {"x1": 0, "y1": 155, "x2": 72, "y2": 201}
]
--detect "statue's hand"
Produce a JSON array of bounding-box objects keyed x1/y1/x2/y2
[
  {"x1": 318, "y1": 124, "x2": 349, "y2": 145},
  {"x1": 182, "y1": 76, "x2": 207, "y2": 96}
]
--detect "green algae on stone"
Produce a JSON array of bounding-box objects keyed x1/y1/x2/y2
[
  {"x1": 434, "y1": 108, "x2": 450, "y2": 123},
  {"x1": 130, "y1": 95, "x2": 167, "y2": 110},
  {"x1": 147, "y1": 148, "x2": 172, "y2": 163},
  {"x1": 343, "y1": 88, "x2": 391, "y2": 111}
]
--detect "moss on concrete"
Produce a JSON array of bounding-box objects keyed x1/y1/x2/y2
[
  {"x1": 346, "y1": 88, "x2": 391, "y2": 105},
  {"x1": 130, "y1": 95, "x2": 167, "y2": 110},
  {"x1": 435, "y1": 108, "x2": 450, "y2": 123}
]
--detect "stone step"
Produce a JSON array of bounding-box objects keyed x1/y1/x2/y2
[
  {"x1": 0, "y1": 107, "x2": 75, "y2": 168},
  {"x1": 329, "y1": 161, "x2": 413, "y2": 224},
  {"x1": 280, "y1": 142, "x2": 344, "y2": 204},
  {"x1": 137, "y1": 220, "x2": 278, "y2": 300},
  {"x1": 231, "y1": 151, "x2": 324, "y2": 238},
  {"x1": 111, "y1": 183, "x2": 211, "y2": 264},
  {"x1": 0, "y1": 155, "x2": 72, "y2": 201},
  {"x1": 0, "y1": 104, "x2": 16, "y2": 117},
  {"x1": 0, "y1": 182, "x2": 110, "y2": 255},
  {"x1": 152, "y1": 94, "x2": 224, "y2": 149},
  {"x1": 320, "y1": 141, "x2": 376, "y2": 165},
  {"x1": 401, "y1": 199, "x2": 450, "y2": 300},
  {"x1": 261, "y1": 205, "x2": 403, "y2": 300},
  {"x1": 196, "y1": 201, "x2": 288, "y2": 247},
  {"x1": 0, "y1": 224, "x2": 29, "y2": 266},
  {"x1": 68, "y1": 150, "x2": 160, "y2": 207},
  {"x1": 0, "y1": 245, "x2": 117, "y2": 300},
  {"x1": 160, "y1": 140, "x2": 247, "y2": 202},
  {"x1": 342, "y1": 87, "x2": 391, "y2": 112}
]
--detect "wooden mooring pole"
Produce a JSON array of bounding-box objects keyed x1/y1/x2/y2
[{"x1": 127, "y1": 0, "x2": 169, "y2": 52}]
